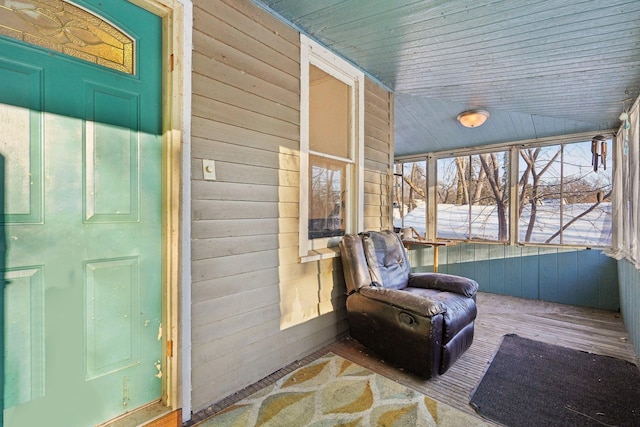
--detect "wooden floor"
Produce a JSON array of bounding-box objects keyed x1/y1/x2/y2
[{"x1": 326, "y1": 292, "x2": 639, "y2": 424}]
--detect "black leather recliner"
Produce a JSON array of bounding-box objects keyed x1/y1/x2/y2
[{"x1": 339, "y1": 230, "x2": 478, "y2": 378}]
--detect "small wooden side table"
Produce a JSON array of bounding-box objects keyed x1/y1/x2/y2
[{"x1": 402, "y1": 239, "x2": 457, "y2": 273}]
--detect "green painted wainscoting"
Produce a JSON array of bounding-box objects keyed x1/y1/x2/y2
[
  {"x1": 618, "y1": 259, "x2": 640, "y2": 359},
  {"x1": 407, "y1": 243, "x2": 619, "y2": 311}
]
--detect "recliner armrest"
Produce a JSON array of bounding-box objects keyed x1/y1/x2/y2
[
  {"x1": 408, "y1": 273, "x2": 479, "y2": 298},
  {"x1": 359, "y1": 286, "x2": 446, "y2": 317}
]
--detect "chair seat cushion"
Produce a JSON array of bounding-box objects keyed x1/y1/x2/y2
[{"x1": 403, "y1": 287, "x2": 477, "y2": 341}]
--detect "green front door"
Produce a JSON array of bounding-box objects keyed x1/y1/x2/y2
[{"x1": 1, "y1": 1, "x2": 163, "y2": 426}]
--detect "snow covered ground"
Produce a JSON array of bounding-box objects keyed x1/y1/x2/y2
[{"x1": 395, "y1": 201, "x2": 611, "y2": 246}]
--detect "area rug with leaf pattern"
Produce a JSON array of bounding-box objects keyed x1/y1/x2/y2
[{"x1": 196, "y1": 352, "x2": 487, "y2": 427}]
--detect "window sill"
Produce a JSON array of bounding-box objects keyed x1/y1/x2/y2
[{"x1": 300, "y1": 246, "x2": 340, "y2": 263}]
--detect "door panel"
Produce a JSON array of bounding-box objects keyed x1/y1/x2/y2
[
  {"x1": 0, "y1": 63, "x2": 43, "y2": 224},
  {"x1": 84, "y1": 84, "x2": 141, "y2": 222},
  {"x1": 4, "y1": 266, "x2": 45, "y2": 408},
  {"x1": 85, "y1": 257, "x2": 141, "y2": 380},
  {"x1": 1, "y1": 1, "x2": 162, "y2": 425}
]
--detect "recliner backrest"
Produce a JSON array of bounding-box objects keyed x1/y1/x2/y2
[
  {"x1": 361, "y1": 231, "x2": 410, "y2": 290},
  {"x1": 339, "y1": 233, "x2": 373, "y2": 294}
]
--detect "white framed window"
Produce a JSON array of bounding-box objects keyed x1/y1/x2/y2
[{"x1": 299, "y1": 35, "x2": 364, "y2": 261}]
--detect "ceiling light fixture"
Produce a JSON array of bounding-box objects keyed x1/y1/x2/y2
[{"x1": 457, "y1": 109, "x2": 490, "y2": 128}]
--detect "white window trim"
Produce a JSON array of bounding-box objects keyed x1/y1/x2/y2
[{"x1": 299, "y1": 35, "x2": 364, "y2": 261}]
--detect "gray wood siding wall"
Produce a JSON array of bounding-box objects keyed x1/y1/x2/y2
[
  {"x1": 408, "y1": 243, "x2": 620, "y2": 311},
  {"x1": 190, "y1": 0, "x2": 393, "y2": 412},
  {"x1": 364, "y1": 80, "x2": 393, "y2": 231},
  {"x1": 618, "y1": 259, "x2": 640, "y2": 360}
]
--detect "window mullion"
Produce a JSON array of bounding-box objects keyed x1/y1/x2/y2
[
  {"x1": 560, "y1": 144, "x2": 565, "y2": 245},
  {"x1": 467, "y1": 155, "x2": 472, "y2": 239},
  {"x1": 426, "y1": 155, "x2": 437, "y2": 240},
  {"x1": 509, "y1": 146, "x2": 519, "y2": 245}
]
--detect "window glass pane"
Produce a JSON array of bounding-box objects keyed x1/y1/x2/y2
[
  {"x1": 309, "y1": 155, "x2": 346, "y2": 239},
  {"x1": 437, "y1": 157, "x2": 470, "y2": 239},
  {"x1": 471, "y1": 153, "x2": 509, "y2": 241},
  {"x1": 309, "y1": 65, "x2": 350, "y2": 159},
  {"x1": 518, "y1": 145, "x2": 562, "y2": 243},
  {"x1": 437, "y1": 153, "x2": 509, "y2": 241},
  {"x1": 518, "y1": 140, "x2": 612, "y2": 246},
  {"x1": 562, "y1": 141, "x2": 612, "y2": 246},
  {"x1": 393, "y1": 161, "x2": 427, "y2": 236}
]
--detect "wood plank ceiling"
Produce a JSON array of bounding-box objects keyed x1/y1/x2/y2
[{"x1": 253, "y1": 0, "x2": 640, "y2": 156}]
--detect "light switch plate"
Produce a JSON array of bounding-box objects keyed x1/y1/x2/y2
[{"x1": 202, "y1": 159, "x2": 216, "y2": 181}]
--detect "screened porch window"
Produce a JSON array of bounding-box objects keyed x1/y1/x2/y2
[
  {"x1": 394, "y1": 136, "x2": 612, "y2": 248},
  {"x1": 517, "y1": 140, "x2": 612, "y2": 246},
  {"x1": 437, "y1": 152, "x2": 510, "y2": 242}
]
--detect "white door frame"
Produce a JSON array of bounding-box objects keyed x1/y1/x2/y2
[{"x1": 127, "y1": 0, "x2": 192, "y2": 422}]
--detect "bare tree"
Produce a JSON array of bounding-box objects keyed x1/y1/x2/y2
[
  {"x1": 520, "y1": 147, "x2": 561, "y2": 242},
  {"x1": 407, "y1": 163, "x2": 422, "y2": 211},
  {"x1": 472, "y1": 165, "x2": 486, "y2": 205},
  {"x1": 479, "y1": 153, "x2": 508, "y2": 241},
  {"x1": 454, "y1": 156, "x2": 469, "y2": 205},
  {"x1": 545, "y1": 189, "x2": 612, "y2": 243},
  {"x1": 404, "y1": 174, "x2": 426, "y2": 200}
]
